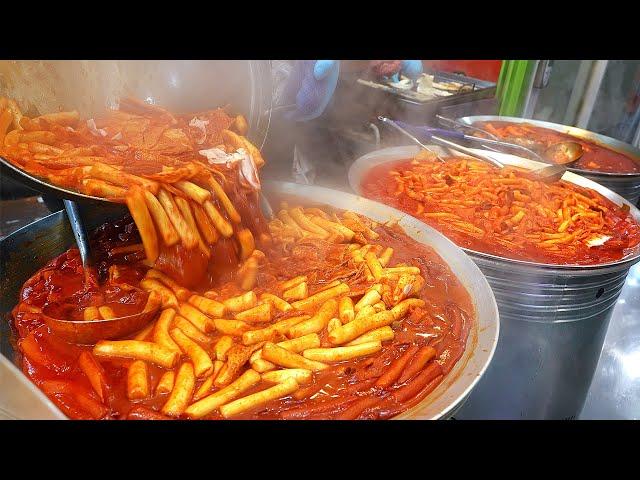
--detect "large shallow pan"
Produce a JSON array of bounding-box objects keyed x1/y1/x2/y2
[
  {"x1": 0, "y1": 60, "x2": 273, "y2": 204},
  {"x1": 348, "y1": 145, "x2": 640, "y2": 419},
  {"x1": 0, "y1": 182, "x2": 499, "y2": 420},
  {"x1": 458, "y1": 115, "x2": 640, "y2": 206}
]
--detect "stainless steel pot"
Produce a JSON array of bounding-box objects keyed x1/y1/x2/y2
[
  {"x1": 348, "y1": 145, "x2": 640, "y2": 419},
  {"x1": 458, "y1": 115, "x2": 640, "y2": 206},
  {"x1": 0, "y1": 60, "x2": 274, "y2": 203},
  {"x1": 0, "y1": 183, "x2": 499, "y2": 420}
]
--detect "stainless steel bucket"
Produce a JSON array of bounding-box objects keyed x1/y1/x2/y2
[
  {"x1": 458, "y1": 116, "x2": 640, "y2": 206},
  {"x1": 348, "y1": 145, "x2": 640, "y2": 419},
  {"x1": 0, "y1": 183, "x2": 499, "y2": 420}
]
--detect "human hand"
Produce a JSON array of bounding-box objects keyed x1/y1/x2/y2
[
  {"x1": 400, "y1": 60, "x2": 423, "y2": 80},
  {"x1": 281, "y1": 60, "x2": 340, "y2": 122},
  {"x1": 371, "y1": 60, "x2": 423, "y2": 83}
]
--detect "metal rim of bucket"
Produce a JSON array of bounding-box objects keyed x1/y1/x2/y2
[{"x1": 264, "y1": 181, "x2": 500, "y2": 419}]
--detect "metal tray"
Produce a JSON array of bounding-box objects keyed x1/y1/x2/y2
[
  {"x1": 0, "y1": 182, "x2": 499, "y2": 420},
  {"x1": 357, "y1": 71, "x2": 496, "y2": 106}
]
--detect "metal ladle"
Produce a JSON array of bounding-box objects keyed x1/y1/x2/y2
[
  {"x1": 45, "y1": 200, "x2": 160, "y2": 344},
  {"x1": 42, "y1": 294, "x2": 162, "y2": 345},
  {"x1": 525, "y1": 141, "x2": 585, "y2": 182},
  {"x1": 389, "y1": 118, "x2": 584, "y2": 167}
]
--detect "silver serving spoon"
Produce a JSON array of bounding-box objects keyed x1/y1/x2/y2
[{"x1": 532, "y1": 142, "x2": 585, "y2": 182}]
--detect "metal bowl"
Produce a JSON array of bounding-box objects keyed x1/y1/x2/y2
[
  {"x1": 0, "y1": 60, "x2": 273, "y2": 204},
  {"x1": 458, "y1": 115, "x2": 640, "y2": 205},
  {"x1": 348, "y1": 145, "x2": 640, "y2": 419},
  {"x1": 1, "y1": 183, "x2": 499, "y2": 420}
]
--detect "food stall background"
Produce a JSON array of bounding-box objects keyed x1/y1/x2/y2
[{"x1": 1, "y1": 60, "x2": 640, "y2": 420}]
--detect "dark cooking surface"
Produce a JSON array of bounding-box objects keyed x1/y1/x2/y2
[{"x1": 0, "y1": 197, "x2": 53, "y2": 240}]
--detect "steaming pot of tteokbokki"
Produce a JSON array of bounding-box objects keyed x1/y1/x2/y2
[
  {"x1": 349, "y1": 144, "x2": 640, "y2": 419},
  {"x1": 0, "y1": 66, "x2": 498, "y2": 419}
]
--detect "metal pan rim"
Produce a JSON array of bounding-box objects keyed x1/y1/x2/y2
[{"x1": 347, "y1": 144, "x2": 640, "y2": 271}]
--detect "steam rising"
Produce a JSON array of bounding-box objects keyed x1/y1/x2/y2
[{"x1": 263, "y1": 61, "x2": 500, "y2": 191}]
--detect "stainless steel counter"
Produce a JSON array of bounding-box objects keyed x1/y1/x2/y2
[{"x1": 580, "y1": 262, "x2": 640, "y2": 419}]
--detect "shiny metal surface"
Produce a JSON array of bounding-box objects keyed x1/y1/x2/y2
[
  {"x1": 348, "y1": 145, "x2": 640, "y2": 419},
  {"x1": 377, "y1": 116, "x2": 446, "y2": 162},
  {"x1": 0, "y1": 60, "x2": 273, "y2": 203},
  {"x1": 459, "y1": 115, "x2": 640, "y2": 205},
  {"x1": 1, "y1": 183, "x2": 498, "y2": 420},
  {"x1": 437, "y1": 114, "x2": 499, "y2": 140},
  {"x1": 0, "y1": 204, "x2": 126, "y2": 420},
  {"x1": 63, "y1": 200, "x2": 91, "y2": 270},
  {"x1": 264, "y1": 181, "x2": 499, "y2": 420},
  {"x1": 0, "y1": 353, "x2": 66, "y2": 420},
  {"x1": 430, "y1": 135, "x2": 504, "y2": 168},
  {"x1": 581, "y1": 262, "x2": 640, "y2": 419},
  {"x1": 42, "y1": 303, "x2": 161, "y2": 346},
  {"x1": 470, "y1": 135, "x2": 545, "y2": 163}
]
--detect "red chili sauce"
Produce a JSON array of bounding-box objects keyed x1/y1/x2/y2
[
  {"x1": 476, "y1": 121, "x2": 640, "y2": 174},
  {"x1": 11, "y1": 212, "x2": 474, "y2": 420},
  {"x1": 361, "y1": 159, "x2": 640, "y2": 265}
]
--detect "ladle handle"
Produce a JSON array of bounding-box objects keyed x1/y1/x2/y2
[
  {"x1": 259, "y1": 191, "x2": 275, "y2": 220},
  {"x1": 63, "y1": 200, "x2": 91, "y2": 270},
  {"x1": 378, "y1": 116, "x2": 445, "y2": 162},
  {"x1": 396, "y1": 120, "x2": 544, "y2": 162},
  {"x1": 429, "y1": 135, "x2": 505, "y2": 169},
  {"x1": 379, "y1": 116, "x2": 505, "y2": 167},
  {"x1": 436, "y1": 114, "x2": 500, "y2": 141},
  {"x1": 393, "y1": 121, "x2": 466, "y2": 141}
]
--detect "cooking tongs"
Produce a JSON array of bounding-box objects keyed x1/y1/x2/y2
[
  {"x1": 378, "y1": 117, "x2": 505, "y2": 169},
  {"x1": 394, "y1": 119, "x2": 546, "y2": 162},
  {"x1": 436, "y1": 114, "x2": 500, "y2": 141}
]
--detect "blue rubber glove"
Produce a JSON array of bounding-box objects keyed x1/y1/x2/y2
[
  {"x1": 281, "y1": 60, "x2": 340, "y2": 122},
  {"x1": 388, "y1": 60, "x2": 424, "y2": 83}
]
